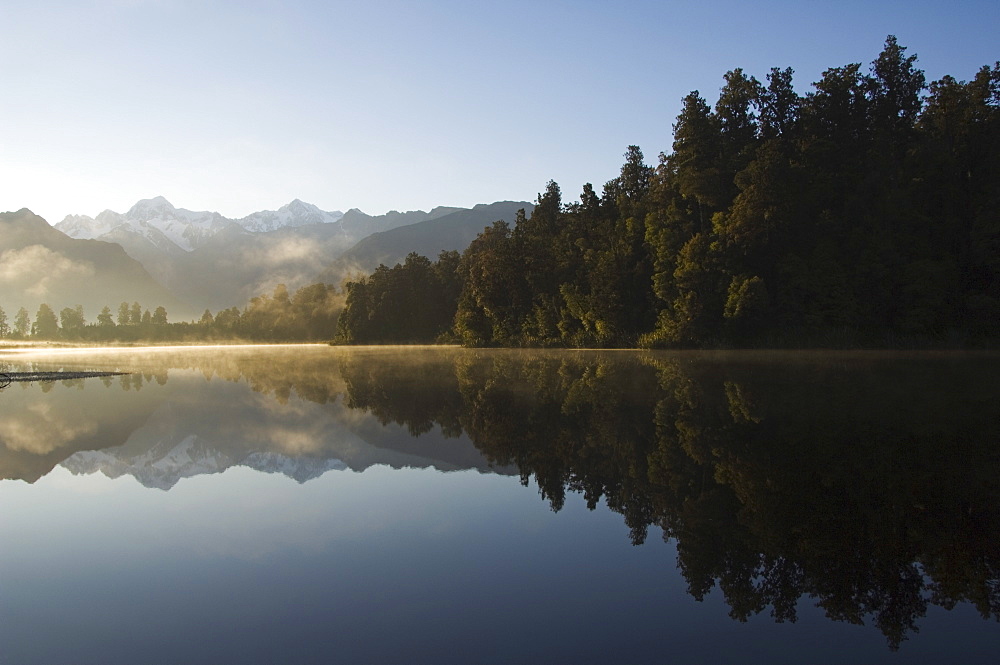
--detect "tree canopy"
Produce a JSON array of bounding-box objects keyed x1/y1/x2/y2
[{"x1": 336, "y1": 37, "x2": 999, "y2": 348}]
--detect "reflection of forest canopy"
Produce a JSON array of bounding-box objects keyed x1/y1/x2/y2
[
  {"x1": 4, "y1": 346, "x2": 995, "y2": 647},
  {"x1": 337, "y1": 37, "x2": 1000, "y2": 348},
  {"x1": 335, "y1": 350, "x2": 1000, "y2": 649}
]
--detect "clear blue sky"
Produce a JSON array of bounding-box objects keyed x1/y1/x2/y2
[{"x1": 2, "y1": 0, "x2": 997, "y2": 223}]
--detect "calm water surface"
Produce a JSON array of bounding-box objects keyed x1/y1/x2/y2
[{"x1": 0, "y1": 345, "x2": 998, "y2": 664}]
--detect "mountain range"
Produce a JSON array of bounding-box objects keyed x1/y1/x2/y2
[
  {"x1": 57, "y1": 196, "x2": 348, "y2": 250},
  {"x1": 48, "y1": 197, "x2": 529, "y2": 313}
]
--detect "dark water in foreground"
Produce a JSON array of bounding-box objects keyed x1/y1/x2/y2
[{"x1": 0, "y1": 345, "x2": 998, "y2": 664}]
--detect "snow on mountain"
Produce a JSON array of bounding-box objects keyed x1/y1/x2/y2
[
  {"x1": 56, "y1": 210, "x2": 125, "y2": 239},
  {"x1": 60, "y1": 435, "x2": 348, "y2": 490},
  {"x1": 101, "y1": 216, "x2": 191, "y2": 256},
  {"x1": 55, "y1": 196, "x2": 345, "y2": 252},
  {"x1": 241, "y1": 451, "x2": 347, "y2": 483},
  {"x1": 61, "y1": 434, "x2": 233, "y2": 490},
  {"x1": 123, "y1": 197, "x2": 234, "y2": 251},
  {"x1": 237, "y1": 199, "x2": 344, "y2": 233}
]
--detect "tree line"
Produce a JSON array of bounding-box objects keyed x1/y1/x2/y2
[
  {"x1": 0, "y1": 282, "x2": 343, "y2": 342},
  {"x1": 336, "y1": 37, "x2": 999, "y2": 348}
]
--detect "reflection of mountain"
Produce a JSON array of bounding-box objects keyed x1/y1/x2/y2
[
  {"x1": 3, "y1": 346, "x2": 998, "y2": 650},
  {"x1": 63, "y1": 435, "x2": 236, "y2": 490},
  {"x1": 0, "y1": 351, "x2": 506, "y2": 489},
  {"x1": 57, "y1": 392, "x2": 498, "y2": 490},
  {"x1": 0, "y1": 374, "x2": 164, "y2": 483},
  {"x1": 62, "y1": 436, "x2": 349, "y2": 490},
  {"x1": 241, "y1": 451, "x2": 348, "y2": 482}
]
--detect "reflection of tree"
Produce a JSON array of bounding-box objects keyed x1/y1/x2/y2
[
  {"x1": 335, "y1": 350, "x2": 1000, "y2": 649},
  {"x1": 340, "y1": 353, "x2": 464, "y2": 437},
  {"x1": 62, "y1": 347, "x2": 352, "y2": 406},
  {"x1": 651, "y1": 356, "x2": 1000, "y2": 649},
  {"x1": 454, "y1": 354, "x2": 661, "y2": 542},
  {"x1": 9, "y1": 346, "x2": 996, "y2": 647}
]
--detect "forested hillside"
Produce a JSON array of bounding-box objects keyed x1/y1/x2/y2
[{"x1": 336, "y1": 37, "x2": 999, "y2": 348}]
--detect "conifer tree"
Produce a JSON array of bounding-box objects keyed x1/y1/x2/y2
[
  {"x1": 97, "y1": 306, "x2": 115, "y2": 327},
  {"x1": 13, "y1": 308, "x2": 30, "y2": 338},
  {"x1": 34, "y1": 304, "x2": 59, "y2": 338}
]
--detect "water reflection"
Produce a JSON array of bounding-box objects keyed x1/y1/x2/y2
[
  {"x1": 335, "y1": 349, "x2": 1000, "y2": 649},
  {"x1": 0, "y1": 346, "x2": 998, "y2": 650},
  {"x1": 0, "y1": 347, "x2": 502, "y2": 488}
]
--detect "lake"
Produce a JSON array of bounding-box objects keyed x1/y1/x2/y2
[{"x1": 0, "y1": 345, "x2": 998, "y2": 664}]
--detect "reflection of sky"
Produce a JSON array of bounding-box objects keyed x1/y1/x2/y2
[
  {"x1": 0, "y1": 346, "x2": 496, "y2": 486},
  {"x1": 1, "y1": 347, "x2": 1000, "y2": 663},
  {"x1": 1, "y1": 464, "x2": 996, "y2": 664}
]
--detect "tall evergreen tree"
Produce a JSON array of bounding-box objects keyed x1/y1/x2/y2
[
  {"x1": 34, "y1": 304, "x2": 59, "y2": 338},
  {"x1": 59, "y1": 305, "x2": 86, "y2": 337},
  {"x1": 13, "y1": 308, "x2": 30, "y2": 338},
  {"x1": 759, "y1": 67, "x2": 800, "y2": 141},
  {"x1": 97, "y1": 306, "x2": 115, "y2": 327}
]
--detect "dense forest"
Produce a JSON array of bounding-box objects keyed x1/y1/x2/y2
[{"x1": 336, "y1": 37, "x2": 999, "y2": 348}]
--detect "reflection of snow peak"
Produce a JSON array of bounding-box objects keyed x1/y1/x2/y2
[
  {"x1": 241, "y1": 452, "x2": 347, "y2": 482},
  {"x1": 60, "y1": 437, "x2": 346, "y2": 490},
  {"x1": 152, "y1": 435, "x2": 226, "y2": 474},
  {"x1": 60, "y1": 435, "x2": 230, "y2": 490}
]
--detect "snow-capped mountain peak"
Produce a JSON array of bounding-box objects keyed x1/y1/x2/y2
[
  {"x1": 115, "y1": 197, "x2": 230, "y2": 251},
  {"x1": 54, "y1": 208, "x2": 126, "y2": 240},
  {"x1": 95, "y1": 208, "x2": 125, "y2": 225},
  {"x1": 127, "y1": 195, "x2": 176, "y2": 218},
  {"x1": 56, "y1": 197, "x2": 346, "y2": 251},
  {"x1": 236, "y1": 199, "x2": 345, "y2": 233}
]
